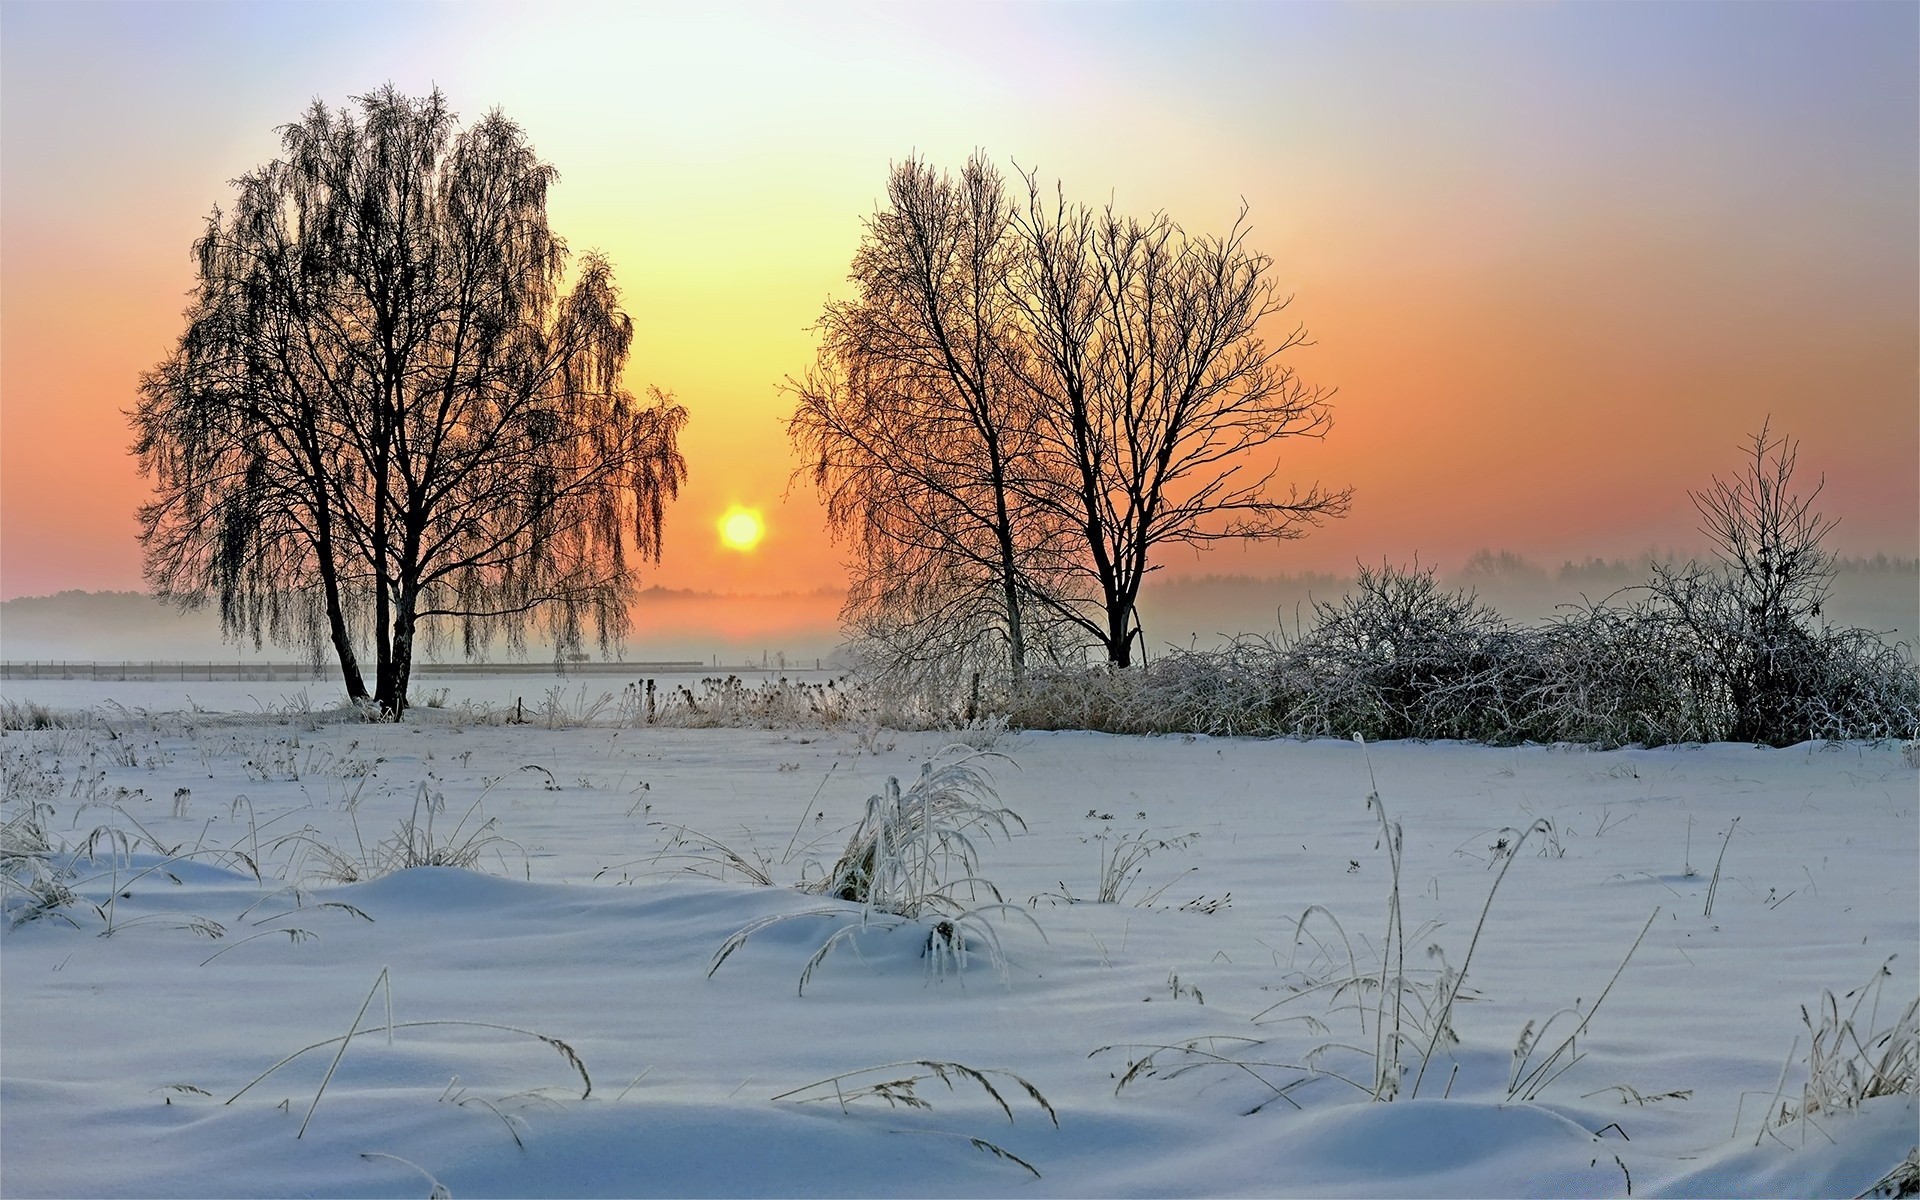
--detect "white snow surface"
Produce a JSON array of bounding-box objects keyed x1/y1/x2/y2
[{"x1": 2, "y1": 680, "x2": 1915, "y2": 1198}]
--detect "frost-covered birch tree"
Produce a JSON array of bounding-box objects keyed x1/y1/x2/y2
[{"x1": 133, "y1": 87, "x2": 686, "y2": 716}]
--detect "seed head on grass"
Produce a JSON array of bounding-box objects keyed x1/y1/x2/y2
[
  {"x1": 772, "y1": 1059, "x2": 1056, "y2": 1125},
  {"x1": 602, "y1": 823, "x2": 775, "y2": 887}
]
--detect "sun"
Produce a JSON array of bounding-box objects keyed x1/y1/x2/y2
[{"x1": 718, "y1": 505, "x2": 765, "y2": 553}]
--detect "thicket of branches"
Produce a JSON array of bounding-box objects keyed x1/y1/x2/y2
[
  {"x1": 913, "y1": 427, "x2": 1920, "y2": 747},
  {"x1": 134, "y1": 87, "x2": 686, "y2": 717},
  {"x1": 791, "y1": 154, "x2": 1348, "y2": 687},
  {"x1": 999, "y1": 568, "x2": 1917, "y2": 746}
]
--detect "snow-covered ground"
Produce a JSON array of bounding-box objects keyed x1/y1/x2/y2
[{"x1": 3, "y1": 679, "x2": 1915, "y2": 1197}]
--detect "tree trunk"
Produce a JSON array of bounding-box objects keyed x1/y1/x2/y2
[
  {"x1": 990, "y1": 485, "x2": 1026, "y2": 687},
  {"x1": 372, "y1": 487, "x2": 396, "y2": 713},
  {"x1": 1002, "y1": 567, "x2": 1027, "y2": 686},
  {"x1": 316, "y1": 546, "x2": 367, "y2": 701},
  {"x1": 373, "y1": 596, "x2": 396, "y2": 714},
  {"x1": 387, "y1": 595, "x2": 417, "y2": 719},
  {"x1": 1105, "y1": 605, "x2": 1134, "y2": 668},
  {"x1": 310, "y1": 500, "x2": 368, "y2": 702}
]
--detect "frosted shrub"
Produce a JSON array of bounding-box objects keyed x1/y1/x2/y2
[
  {"x1": 997, "y1": 567, "x2": 1918, "y2": 747},
  {"x1": 1285, "y1": 564, "x2": 1527, "y2": 742},
  {"x1": 1522, "y1": 598, "x2": 1718, "y2": 747}
]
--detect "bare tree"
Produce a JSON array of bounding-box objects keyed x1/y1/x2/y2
[
  {"x1": 133, "y1": 87, "x2": 687, "y2": 715},
  {"x1": 1691, "y1": 420, "x2": 1838, "y2": 635},
  {"x1": 1012, "y1": 175, "x2": 1351, "y2": 666},
  {"x1": 795, "y1": 156, "x2": 1350, "y2": 682},
  {"x1": 790, "y1": 155, "x2": 1064, "y2": 687},
  {"x1": 1651, "y1": 421, "x2": 1839, "y2": 743}
]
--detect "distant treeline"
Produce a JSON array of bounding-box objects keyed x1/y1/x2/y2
[
  {"x1": 1137, "y1": 553, "x2": 1919, "y2": 650},
  {"x1": 1458, "y1": 549, "x2": 1919, "y2": 581}
]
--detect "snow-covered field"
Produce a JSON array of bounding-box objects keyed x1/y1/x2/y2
[{"x1": 3, "y1": 679, "x2": 1915, "y2": 1197}]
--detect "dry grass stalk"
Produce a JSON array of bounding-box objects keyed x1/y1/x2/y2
[
  {"x1": 773, "y1": 1059, "x2": 1055, "y2": 1178},
  {"x1": 227, "y1": 970, "x2": 593, "y2": 1133},
  {"x1": 1508, "y1": 907, "x2": 1661, "y2": 1101}
]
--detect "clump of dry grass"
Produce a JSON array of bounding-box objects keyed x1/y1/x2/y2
[
  {"x1": 1, "y1": 801, "x2": 88, "y2": 928},
  {"x1": 2, "y1": 789, "x2": 261, "y2": 934},
  {"x1": 1506, "y1": 907, "x2": 1660, "y2": 1102},
  {"x1": 650, "y1": 674, "x2": 869, "y2": 729},
  {"x1": 275, "y1": 782, "x2": 520, "y2": 883},
  {"x1": 538, "y1": 683, "x2": 616, "y2": 729},
  {"x1": 604, "y1": 822, "x2": 776, "y2": 888},
  {"x1": 1757, "y1": 957, "x2": 1919, "y2": 1146},
  {"x1": 1105, "y1": 737, "x2": 1655, "y2": 1112},
  {"x1": 708, "y1": 750, "x2": 1041, "y2": 993},
  {"x1": 810, "y1": 753, "x2": 1020, "y2": 915},
  {"x1": 1032, "y1": 828, "x2": 1199, "y2": 908},
  {"x1": 1858, "y1": 1147, "x2": 1920, "y2": 1199},
  {"x1": 0, "y1": 699, "x2": 85, "y2": 731}
]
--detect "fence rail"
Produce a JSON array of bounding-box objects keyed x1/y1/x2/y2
[{"x1": 0, "y1": 660, "x2": 709, "y2": 682}]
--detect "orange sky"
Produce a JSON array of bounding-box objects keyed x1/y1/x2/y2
[{"x1": 2, "y1": 2, "x2": 1915, "y2": 608}]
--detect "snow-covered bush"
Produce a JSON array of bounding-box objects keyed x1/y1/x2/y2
[{"x1": 995, "y1": 567, "x2": 1917, "y2": 747}]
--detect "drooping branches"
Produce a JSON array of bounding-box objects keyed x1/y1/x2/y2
[{"x1": 134, "y1": 86, "x2": 686, "y2": 715}]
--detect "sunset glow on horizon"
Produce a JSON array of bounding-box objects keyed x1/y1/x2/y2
[{"x1": 2, "y1": 2, "x2": 1914, "y2": 617}]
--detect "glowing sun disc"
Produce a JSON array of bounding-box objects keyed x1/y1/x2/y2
[{"x1": 718, "y1": 506, "x2": 765, "y2": 552}]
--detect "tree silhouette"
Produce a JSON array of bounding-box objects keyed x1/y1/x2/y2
[
  {"x1": 1011, "y1": 175, "x2": 1350, "y2": 667},
  {"x1": 791, "y1": 156, "x2": 1070, "y2": 687},
  {"x1": 793, "y1": 154, "x2": 1349, "y2": 681},
  {"x1": 1650, "y1": 422, "x2": 1839, "y2": 743},
  {"x1": 133, "y1": 87, "x2": 686, "y2": 715}
]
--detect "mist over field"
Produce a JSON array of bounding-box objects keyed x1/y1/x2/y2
[
  {"x1": 6, "y1": 555, "x2": 1914, "y2": 670},
  {"x1": 0, "y1": 587, "x2": 845, "y2": 668}
]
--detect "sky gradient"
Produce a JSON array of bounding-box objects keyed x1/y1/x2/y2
[{"x1": 3, "y1": 1, "x2": 1915, "y2": 605}]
